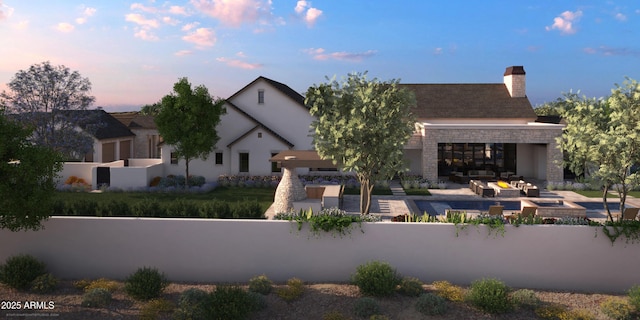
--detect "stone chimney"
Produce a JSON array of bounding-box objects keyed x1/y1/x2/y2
[{"x1": 503, "y1": 66, "x2": 526, "y2": 98}]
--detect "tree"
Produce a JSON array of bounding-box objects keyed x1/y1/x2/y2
[
  {"x1": 0, "y1": 110, "x2": 63, "y2": 231},
  {"x1": 155, "y1": 78, "x2": 225, "y2": 187},
  {"x1": 140, "y1": 102, "x2": 161, "y2": 116},
  {"x1": 534, "y1": 99, "x2": 564, "y2": 116},
  {"x1": 559, "y1": 78, "x2": 640, "y2": 221},
  {"x1": 0, "y1": 61, "x2": 97, "y2": 160},
  {"x1": 305, "y1": 72, "x2": 417, "y2": 214}
]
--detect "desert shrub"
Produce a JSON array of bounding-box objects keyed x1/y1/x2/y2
[
  {"x1": 351, "y1": 261, "x2": 400, "y2": 297},
  {"x1": 432, "y1": 280, "x2": 465, "y2": 302},
  {"x1": 397, "y1": 277, "x2": 424, "y2": 297},
  {"x1": 535, "y1": 303, "x2": 568, "y2": 319},
  {"x1": 81, "y1": 288, "x2": 112, "y2": 308},
  {"x1": 208, "y1": 286, "x2": 253, "y2": 320},
  {"x1": 200, "y1": 200, "x2": 231, "y2": 218},
  {"x1": 231, "y1": 200, "x2": 263, "y2": 219},
  {"x1": 415, "y1": 293, "x2": 447, "y2": 316},
  {"x1": 98, "y1": 200, "x2": 131, "y2": 216},
  {"x1": 124, "y1": 267, "x2": 169, "y2": 301},
  {"x1": 52, "y1": 199, "x2": 67, "y2": 215},
  {"x1": 247, "y1": 291, "x2": 267, "y2": 312},
  {"x1": 600, "y1": 297, "x2": 634, "y2": 320},
  {"x1": 140, "y1": 298, "x2": 174, "y2": 320},
  {"x1": 30, "y1": 273, "x2": 58, "y2": 293},
  {"x1": 511, "y1": 289, "x2": 540, "y2": 309},
  {"x1": 354, "y1": 297, "x2": 380, "y2": 318},
  {"x1": 322, "y1": 311, "x2": 350, "y2": 320},
  {"x1": 65, "y1": 175, "x2": 79, "y2": 184},
  {"x1": 188, "y1": 175, "x2": 206, "y2": 187},
  {"x1": 248, "y1": 274, "x2": 273, "y2": 295},
  {"x1": 73, "y1": 279, "x2": 91, "y2": 290},
  {"x1": 173, "y1": 288, "x2": 210, "y2": 320},
  {"x1": 68, "y1": 199, "x2": 99, "y2": 216},
  {"x1": 560, "y1": 309, "x2": 596, "y2": 320},
  {"x1": 0, "y1": 254, "x2": 47, "y2": 290},
  {"x1": 277, "y1": 278, "x2": 305, "y2": 302},
  {"x1": 149, "y1": 176, "x2": 162, "y2": 187},
  {"x1": 132, "y1": 199, "x2": 166, "y2": 217},
  {"x1": 369, "y1": 316, "x2": 389, "y2": 320},
  {"x1": 85, "y1": 278, "x2": 120, "y2": 293},
  {"x1": 466, "y1": 278, "x2": 512, "y2": 314},
  {"x1": 628, "y1": 285, "x2": 640, "y2": 311},
  {"x1": 166, "y1": 199, "x2": 200, "y2": 217}
]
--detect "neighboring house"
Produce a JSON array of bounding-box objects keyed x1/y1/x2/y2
[
  {"x1": 111, "y1": 112, "x2": 162, "y2": 159},
  {"x1": 400, "y1": 66, "x2": 564, "y2": 183},
  {"x1": 161, "y1": 76, "x2": 316, "y2": 181},
  {"x1": 76, "y1": 109, "x2": 136, "y2": 163},
  {"x1": 161, "y1": 67, "x2": 564, "y2": 183}
]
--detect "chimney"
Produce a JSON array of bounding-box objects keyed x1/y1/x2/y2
[{"x1": 503, "y1": 66, "x2": 526, "y2": 98}]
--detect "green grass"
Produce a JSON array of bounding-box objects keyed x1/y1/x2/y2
[
  {"x1": 403, "y1": 188, "x2": 432, "y2": 196},
  {"x1": 54, "y1": 187, "x2": 276, "y2": 212},
  {"x1": 343, "y1": 187, "x2": 393, "y2": 195},
  {"x1": 573, "y1": 190, "x2": 618, "y2": 198}
]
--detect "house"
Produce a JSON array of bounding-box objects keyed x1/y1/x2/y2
[
  {"x1": 111, "y1": 112, "x2": 162, "y2": 159},
  {"x1": 161, "y1": 76, "x2": 316, "y2": 181},
  {"x1": 400, "y1": 66, "x2": 564, "y2": 183}
]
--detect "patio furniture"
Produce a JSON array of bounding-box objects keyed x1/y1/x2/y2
[
  {"x1": 487, "y1": 205, "x2": 504, "y2": 216},
  {"x1": 470, "y1": 180, "x2": 494, "y2": 197},
  {"x1": 507, "y1": 206, "x2": 537, "y2": 222},
  {"x1": 622, "y1": 207, "x2": 639, "y2": 221},
  {"x1": 522, "y1": 183, "x2": 539, "y2": 197}
]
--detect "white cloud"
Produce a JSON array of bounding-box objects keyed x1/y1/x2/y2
[
  {"x1": 294, "y1": 0, "x2": 322, "y2": 27},
  {"x1": 182, "y1": 27, "x2": 216, "y2": 47},
  {"x1": 615, "y1": 13, "x2": 627, "y2": 21},
  {"x1": 169, "y1": 6, "x2": 188, "y2": 15},
  {"x1": 130, "y1": 3, "x2": 158, "y2": 13},
  {"x1": 14, "y1": 20, "x2": 28, "y2": 29},
  {"x1": 55, "y1": 22, "x2": 75, "y2": 33},
  {"x1": 162, "y1": 16, "x2": 179, "y2": 25},
  {"x1": 433, "y1": 47, "x2": 443, "y2": 55},
  {"x1": 216, "y1": 57, "x2": 262, "y2": 69},
  {"x1": 125, "y1": 13, "x2": 159, "y2": 28},
  {"x1": 305, "y1": 8, "x2": 322, "y2": 26},
  {"x1": 295, "y1": 1, "x2": 307, "y2": 14},
  {"x1": 191, "y1": 0, "x2": 271, "y2": 27},
  {"x1": 236, "y1": 51, "x2": 246, "y2": 57},
  {"x1": 134, "y1": 29, "x2": 159, "y2": 41},
  {"x1": 175, "y1": 50, "x2": 193, "y2": 56},
  {"x1": 545, "y1": 10, "x2": 582, "y2": 35},
  {"x1": 83, "y1": 7, "x2": 97, "y2": 17},
  {"x1": 0, "y1": 1, "x2": 15, "y2": 20},
  {"x1": 182, "y1": 22, "x2": 200, "y2": 31},
  {"x1": 303, "y1": 48, "x2": 376, "y2": 62}
]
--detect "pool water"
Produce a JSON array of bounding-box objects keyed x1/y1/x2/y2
[{"x1": 414, "y1": 200, "x2": 521, "y2": 215}]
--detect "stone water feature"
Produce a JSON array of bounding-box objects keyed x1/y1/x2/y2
[{"x1": 273, "y1": 156, "x2": 307, "y2": 213}]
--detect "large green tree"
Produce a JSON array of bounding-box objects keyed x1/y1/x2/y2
[
  {"x1": 0, "y1": 110, "x2": 63, "y2": 231},
  {"x1": 0, "y1": 61, "x2": 98, "y2": 160},
  {"x1": 155, "y1": 78, "x2": 225, "y2": 187},
  {"x1": 305, "y1": 72, "x2": 417, "y2": 214},
  {"x1": 559, "y1": 78, "x2": 640, "y2": 221}
]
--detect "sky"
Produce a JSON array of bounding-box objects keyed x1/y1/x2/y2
[{"x1": 0, "y1": 1, "x2": 638, "y2": 112}]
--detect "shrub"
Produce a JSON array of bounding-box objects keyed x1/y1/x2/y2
[
  {"x1": 81, "y1": 288, "x2": 112, "y2": 308},
  {"x1": 98, "y1": 200, "x2": 131, "y2": 217},
  {"x1": 166, "y1": 199, "x2": 200, "y2": 217},
  {"x1": 322, "y1": 311, "x2": 350, "y2": 320},
  {"x1": 124, "y1": 267, "x2": 169, "y2": 301},
  {"x1": 628, "y1": 285, "x2": 640, "y2": 311},
  {"x1": 149, "y1": 176, "x2": 162, "y2": 187},
  {"x1": 85, "y1": 278, "x2": 120, "y2": 293},
  {"x1": 511, "y1": 289, "x2": 540, "y2": 309},
  {"x1": 600, "y1": 297, "x2": 634, "y2": 320},
  {"x1": 173, "y1": 288, "x2": 210, "y2": 320},
  {"x1": 351, "y1": 261, "x2": 400, "y2": 297},
  {"x1": 397, "y1": 277, "x2": 424, "y2": 297},
  {"x1": 68, "y1": 199, "x2": 99, "y2": 216},
  {"x1": 535, "y1": 303, "x2": 568, "y2": 319},
  {"x1": 354, "y1": 297, "x2": 380, "y2": 318},
  {"x1": 30, "y1": 273, "x2": 58, "y2": 293},
  {"x1": 432, "y1": 280, "x2": 465, "y2": 302},
  {"x1": 65, "y1": 175, "x2": 79, "y2": 184},
  {"x1": 200, "y1": 200, "x2": 231, "y2": 218},
  {"x1": 369, "y1": 316, "x2": 389, "y2": 320},
  {"x1": 231, "y1": 200, "x2": 263, "y2": 219},
  {"x1": 561, "y1": 309, "x2": 596, "y2": 320},
  {"x1": 132, "y1": 199, "x2": 166, "y2": 217},
  {"x1": 466, "y1": 278, "x2": 512, "y2": 314},
  {"x1": 0, "y1": 254, "x2": 47, "y2": 290},
  {"x1": 247, "y1": 291, "x2": 267, "y2": 312},
  {"x1": 415, "y1": 293, "x2": 447, "y2": 316},
  {"x1": 277, "y1": 278, "x2": 305, "y2": 302},
  {"x1": 248, "y1": 274, "x2": 273, "y2": 295},
  {"x1": 140, "y1": 298, "x2": 174, "y2": 320},
  {"x1": 73, "y1": 279, "x2": 91, "y2": 290},
  {"x1": 208, "y1": 286, "x2": 253, "y2": 320}
]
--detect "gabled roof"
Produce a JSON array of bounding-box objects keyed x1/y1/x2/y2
[
  {"x1": 111, "y1": 112, "x2": 157, "y2": 129},
  {"x1": 227, "y1": 76, "x2": 306, "y2": 107},
  {"x1": 67, "y1": 109, "x2": 135, "y2": 140},
  {"x1": 400, "y1": 83, "x2": 536, "y2": 120},
  {"x1": 225, "y1": 101, "x2": 295, "y2": 148}
]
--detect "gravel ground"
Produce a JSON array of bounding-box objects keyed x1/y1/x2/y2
[{"x1": 0, "y1": 281, "x2": 624, "y2": 319}]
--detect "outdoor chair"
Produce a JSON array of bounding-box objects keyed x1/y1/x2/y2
[
  {"x1": 487, "y1": 205, "x2": 504, "y2": 216},
  {"x1": 507, "y1": 206, "x2": 536, "y2": 222},
  {"x1": 622, "y1": 207, "x2": 639, "y2": 221}
]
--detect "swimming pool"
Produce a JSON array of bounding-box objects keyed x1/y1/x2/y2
[{"x1": 414, "y1": 200, "x2": 521, "y2": 215}]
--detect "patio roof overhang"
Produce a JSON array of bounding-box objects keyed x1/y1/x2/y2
[{"x1": 269, "y1": 150, "x2": 337, "y2": 168}]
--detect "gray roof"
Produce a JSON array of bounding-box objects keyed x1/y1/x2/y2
[
  {"x1": 228, "y1": 76, "x2": 306, "y2": 107},
  {"x1": 111, "y1": 112, "x2": 157, "y2": 129},
  {"x1": 68, "y1": 109, "x2": 135, "y2": 140},
  {"x1": 400, "y1": 83, "x2": 536, "y2": 120}
]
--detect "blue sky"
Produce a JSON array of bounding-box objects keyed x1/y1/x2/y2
[{"x1": 0, "y1": 1, "x2": 638, "y2": 111}]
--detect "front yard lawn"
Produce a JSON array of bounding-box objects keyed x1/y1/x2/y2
[
  {"x1": 573, "y1": 190, "x2": 619, "y2": 198},
  {"x1": 404, "y1": 188, "x2": 431, "y2": 196},
  {"x1": 342, "y1": 187, "x2": 393, "y2": 195}
]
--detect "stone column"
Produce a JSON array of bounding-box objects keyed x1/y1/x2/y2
[{"x1": 273, "y1": 157, "x2": 307, "y2": 213}]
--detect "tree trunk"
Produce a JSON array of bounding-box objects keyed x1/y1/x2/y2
[
  {"x1": 359, "y1": 178, "x2": 375, "y2": 215},
  {"x1": 185, "y1": 157, "x2": 190, "y2": 188},
  {"x1": 603, "y1": 184, "x2": 613, "y2": 222}
]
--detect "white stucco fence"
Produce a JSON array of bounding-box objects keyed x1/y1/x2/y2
[{"x1": 1, "y1": 217, "x2": 638, "y2": 293}]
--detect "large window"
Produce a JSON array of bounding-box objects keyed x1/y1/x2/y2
[
  {"x1": 437, "y1": 143, "x2": 516, "y2": 176},
  {"x1": 239, "y1": 152, "x2": 249, "y2": 172},
  {"x1": 215, "y1": 152, "x2": 223, "y2": 165},
  {"x1": 258, "y1": 90, "x2": 264, "y2": 104}
]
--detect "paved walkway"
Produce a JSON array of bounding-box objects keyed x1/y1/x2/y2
[{"x1": 389, "y1": 180, "x2": 406, "y2": 196}]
